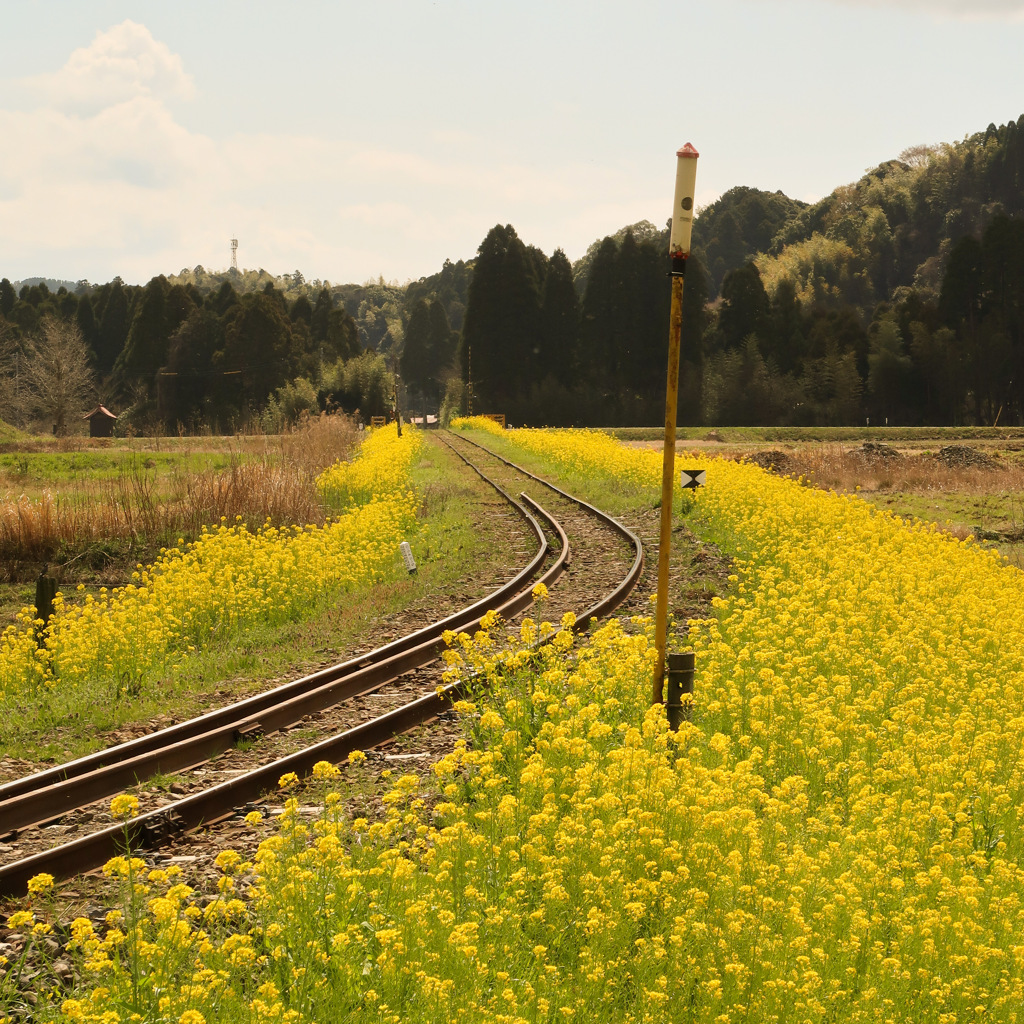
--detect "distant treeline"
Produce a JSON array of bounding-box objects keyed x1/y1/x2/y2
[{"x1": 2, "y1": 111, "x2": 1024, "y2": 431}]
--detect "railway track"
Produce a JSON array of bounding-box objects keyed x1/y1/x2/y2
[
  {"x1": 0, "y1": 433, "x2": 642, "y2": 898},
  {"x1": 441, "y1": 431, "x2": 643, "y2": 625}
]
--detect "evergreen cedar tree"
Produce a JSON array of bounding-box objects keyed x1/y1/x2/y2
[{"x1": 401, "y1": 298, "x2": 457, "y2": 407}]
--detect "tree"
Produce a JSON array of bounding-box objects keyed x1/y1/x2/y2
[
  {"x1": 400, "y1": 299, "x2": 433, "y2": 401},
  {"x1": 404, "y1": 258, "x2": 471, "y2": 333},
  {"x1": 57, "y1": 290, "x2": 79, "y2": 321},
  {"x1": 718, "y1": 263, "x2": 771, "y2": 352},
  {"x1": 290, "y1": 294, "x2": 313, "y2": 326},
  {"x1": 908, "y1": 322, "x2": 962, "y2": 424},
  {"x1": 800, "y1": 342, "x2": 863, "y2": 425},
  {"x1": 459, "y1": 224, "x2": 544, "y2": 413},
  {"x1": 220, "y1": 292, "x2": 301, "y2": 408},
  {"x1": 311, "y1": 288, "x2": 333, "y2": 344},
  {"x1": 427, "y1": 300, "x2": 456, "y2": 373},
  {"x1": 691, "y1": 187, "x2": 808, "y2": 296},
  {"x1": 206, "y1": 281, "x2": 239, "y2": 317},
  {"x1": 95, "y1": 279, "x2": 131, "y2": 377},
  {"x1": 540, "y1": 249, "x2": 580, "y2": 389},
  {"x1": 0, "y1": 318, "x2": 19, "y2": 416},
  {"x1": 325, "y1": 308, "x2": 360, "y2": 362},
  {"x1": 23, "y1": 316, "x2": 97, "y2": 435},
  {"x1": 75, "y1": 295, "x2": 99, "y2": 360},
  {"x1": 573, "y1": 219, "x2": 664, "y2": 296},
  {"x1": 114, "y1": 277, "x2": 195, "y2": 388},
  {"x1": 679, "y1": 254, "x2": 710, "y2": 425},
  {"x1": 579, "y1": 236, "x2": 620, "y2": 397},
  {"x1": 899, "y1": 144, "x2": 937, "y2": 170},
  {"x1": 703, "y1": 336, "x2": 795, "y2": 426},
  {"x1": 769, "y1": 276, "x2": 805, "y2": 374},
  {"x1": 0, "y1": 278, "x2": 15, "y2": 317},
  {"x1": 939, "y1": 235, "x2": 985, "y2": 420},
  {"x1": 323, "y1": 351, "x2": 393, "y2": 418},
  {"x1": 867, "y1": 320, "x2": 913, "y2": 423},
  {"x1": 161, "y1": 308, "x2": 225, "y2": 429}
]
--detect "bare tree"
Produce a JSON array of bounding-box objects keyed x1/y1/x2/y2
[
  {"x1": 23, "y1": 315, "x2": 97, "y2": 435},
  {"x1": 899, "y1": 144, "x2": 938, "y2": 170}
]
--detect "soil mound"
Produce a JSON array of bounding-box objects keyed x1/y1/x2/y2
[
  {"x1": 745, "y1": 450, "x2": 793, "y2": 474},
  {"x1": 853, "y1": 442, "x2": 902, "y2": 463},
  {"x1": 935, "y1": 445, "x2": 997, "y2": 469}
]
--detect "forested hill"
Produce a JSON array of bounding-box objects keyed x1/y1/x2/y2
[
  {"x1": 2, "y1": 112, "x2": 1023, "y2": 432},
  {"x1": 693, "y1": 113, "x2": 1024, "y2": 310},
  {"x1": 691, "y1": 188, "x2": 809, "y2": 296},
  {"x1": 458, "y1": 111, "x2": 1024, "y2": 427}
]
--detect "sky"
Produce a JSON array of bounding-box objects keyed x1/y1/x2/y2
[{"x1": 1, "y1": 0, "x2": 1023, "y2": 288}]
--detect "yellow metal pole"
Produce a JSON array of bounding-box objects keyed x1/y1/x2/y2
[
  {"x1": 653, "y1": 271, "x2": 685, "y2": 704},
  {"x1": 653, "y1": 142, "x2": 699, "y2": 707}
]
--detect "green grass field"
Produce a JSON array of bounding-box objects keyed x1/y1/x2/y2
[{"x1": 607, "y1": 424, "x2": 1024, "y2": 444}]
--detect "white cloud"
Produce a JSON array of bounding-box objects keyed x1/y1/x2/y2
[
  {"x1": 1, "y1": 22, "x2": 674, "y2": 284},
  {"x1": 0, "y1": 40, "x2": 640, "y2": 283},
  {"x1": 24, "y1": 20, "x2": 195, "y2": 115}
]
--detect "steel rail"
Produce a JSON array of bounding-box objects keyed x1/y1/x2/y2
[
  {"x1": 0, "y1": 444, "x2": 637, "y2": 899},
  {"x1": 444, "y1": 430, "x2": 645, "y2": 630},
  {"x1": 0, "y1": 678, "x2": 471, "y2": 899},
  {"x1": 0, "y1": 472, "x2": 554, "y2": 836},
  {"x1": 0, "y1": 492, "x2": 570, "y2": 897}
]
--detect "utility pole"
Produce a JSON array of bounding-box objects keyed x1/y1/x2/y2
[{"x1": 653, "y1": 143, "x2": 699, "y2": 707}]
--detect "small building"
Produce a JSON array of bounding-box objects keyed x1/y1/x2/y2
[
  {"x1": 408, "y1": 415, "x2": 439, "y2": 429},
  {"x1": 83, "y1": 405, "x2": 117, "y2": 438}
]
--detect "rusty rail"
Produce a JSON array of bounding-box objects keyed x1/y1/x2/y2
[
  {"x1": 0, "y1": 476, "x2": 553, "y2": 836},
  {"x1": 445, "y1": 430, "x2": 644, "y2": 630},
  {"x1": 0, "y1": 440, "x2": 640, "y2": 898}
]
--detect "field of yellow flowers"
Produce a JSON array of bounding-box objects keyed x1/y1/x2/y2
[
  {"x1": 0, "y1": 426, "x2": 422, "y2": 728},
  {"x1": 8, "y1": 420, "x2": 1024, "y2": 1023}
]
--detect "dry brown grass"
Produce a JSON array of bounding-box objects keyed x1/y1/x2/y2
[
  {"x1": 0, "y1": 413, "x2": 360, "y2": 572},
  {"x1": 279, "y1": 411, "x2": 360, "y2": 477},
  {"x1": 781, "y1": 444, "x2": 1024, "y2": 496}
]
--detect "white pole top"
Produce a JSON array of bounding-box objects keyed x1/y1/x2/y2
[{"x1": 669, "y1": 143, "x2": 700, "y2": 257}]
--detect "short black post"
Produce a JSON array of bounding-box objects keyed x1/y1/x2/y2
[
  {"x1": 35, "y1": 566, "x2": 57, "y2": 645},
  {"x1": 666, "y1": 651, "x2": 695, "y2": 730}
]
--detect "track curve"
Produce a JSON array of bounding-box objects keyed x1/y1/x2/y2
[{"x1": 0, "y1": 434, "x2": 643, "y2": 898}]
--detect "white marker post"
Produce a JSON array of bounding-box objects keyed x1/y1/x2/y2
[{"x1": 653, "y1": 143, "x2": 699, "y2": 707}]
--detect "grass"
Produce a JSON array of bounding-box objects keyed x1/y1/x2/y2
[
  {"x1": 0, "y1": 419, "x2": 30, "y2": 444},
  {"x1": 0, "y1": 450, "x2": 235, "y2": 493},
  {"x1": 0, "y1": 433, "x2": 504, "y2": 763},
  {"x1": 607, "y1": 424, "x2": 1024, "y2": 443},
  {"x1": 146, "y1": 771, "x2": 190, "y2": 791},
  {"x1": 0, "y1": 414, "x2": 361, "y2": 603}
]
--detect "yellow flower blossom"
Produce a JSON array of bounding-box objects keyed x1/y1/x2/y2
[
  {"x1": 109, "y1": 793, "x2": 139, "y2": 820},
  {"x1": 26, "y1": 872, "x2": 54, "y2": 896}
]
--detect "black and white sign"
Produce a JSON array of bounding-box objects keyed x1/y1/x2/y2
[{"x1": 680, "y1": 469, "x2": 706, "y2": 489}]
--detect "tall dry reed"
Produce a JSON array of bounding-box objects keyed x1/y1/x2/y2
[
  {"x1": 0, "y1": 413, "x2": 360, "y2": 572},
  {"x1": 784, "y1": 444, "x2": 1024, "y2": 495}
]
